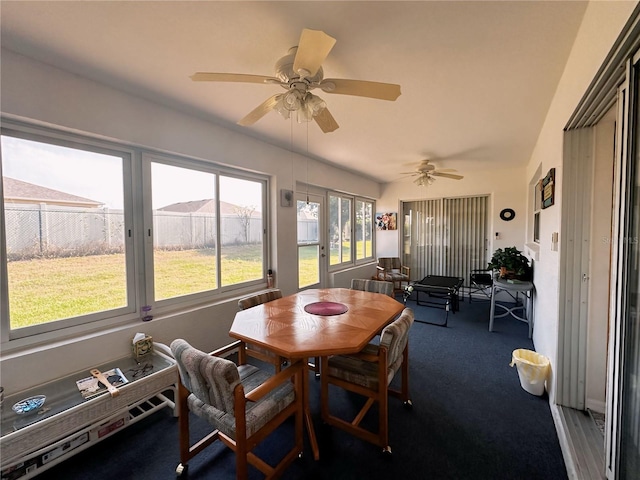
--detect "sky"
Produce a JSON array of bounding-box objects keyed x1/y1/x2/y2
[{"x1": 1, "y1": 136, "x2": 262, "y2": 210}]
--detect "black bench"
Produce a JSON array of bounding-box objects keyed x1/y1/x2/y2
[{"x1": 403, "y1": 275, "x2": 464, "y2": 326}]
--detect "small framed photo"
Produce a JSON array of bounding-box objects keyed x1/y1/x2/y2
[{"x1": 376, "y1": 212, "x2": 397, "y2": 231}]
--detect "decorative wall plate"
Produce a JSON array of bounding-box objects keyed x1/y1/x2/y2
[{"x1": 500, "y1": 208, "x2": 515, "y2": 221}]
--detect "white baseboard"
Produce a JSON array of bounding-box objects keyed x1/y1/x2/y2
[{"x1": 551, "y1": 404, "x2": 579, "y2": 480}]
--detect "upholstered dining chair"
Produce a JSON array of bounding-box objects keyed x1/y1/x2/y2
[
  {"x1": 237, "y1": 288, "x2": 286, "y2": 372},
  {"x1": 320, "y1": 307, "x2": 414, "y2": 454},
  {"x1": 170, "y1": 339, "x2": 304, "y2": 479},
  {"x1": 375, "y1": 257, "x2": 410, "y2": 294},
  {"x1": 350, "y1": 278, "x2": 395, "y2": 297}
]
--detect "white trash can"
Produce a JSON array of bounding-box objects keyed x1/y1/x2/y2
[{"x1": 510, "y1": 349, "x2": 550, "y2": 396}]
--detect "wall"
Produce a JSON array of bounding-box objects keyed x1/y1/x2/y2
[
  {"x1": 330, "y1": 263, "x2": 378, "y2": 288},
  {"x1": 0, "y1": 49, "x2": 381, "y2": 392},
  {"x1": 525, "y1": 0, "x2": 637, "y2": 403},
  {"x1": 377, "y1": 163, "x2": 528, "y2": 261}
]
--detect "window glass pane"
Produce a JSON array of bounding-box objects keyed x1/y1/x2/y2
[
  {"x1": 356, "y1": 200, "x2": 373, "y2": 260},
  {"x1": 2, "y1": 135, "x2": 126, "y2": 330},
  {"x1": 219, "y1": 176, "x2": 264, "y2": 286},
  {"x1": 298, "y1": 245, "x2": 319, "y2": 288},
  {"x1": 297, "y1": 200, "x2": 320, "y2": 288},
  {"x1": 329, "y1": 195, "x2": 340, "y2": 265},
  {"x1": 152, "y1": 163, "x2": 217, "y2": 300},
  {"x1": 341, "y1": 198, "x2": 352, "y2": 262},
  {"x1": 297, "y1": 200, "x2": 319, "y2": 243},
  {"x1": 365, "y1": 201, "x2": 373, "y2": 257}
]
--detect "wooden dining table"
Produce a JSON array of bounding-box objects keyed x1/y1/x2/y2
[{"x1": 229, "y1": 287, "x2": 405, "y2": 460}]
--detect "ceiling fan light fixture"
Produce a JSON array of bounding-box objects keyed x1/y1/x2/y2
[{"x1": 193, "y1": 29, "x2": 400, "y2": 132}]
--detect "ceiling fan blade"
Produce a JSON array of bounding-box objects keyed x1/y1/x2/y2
[
  {"x1": 190, "y1": 72, "x2": 278, "y2": 84},
  {"x1": 319, "y1": 79, "x2": 401, "y2": 101},
  {"x1": 313, "y1": 107, "x2": 339, "y2": 133},
  {"x1": 293, "y1": 29, "x2": 336, "y2": 78},
  {"x1": 431, "y1": 172, "x2": 464, "y2": 180},
  {"x1": 237, "y1": 94, "x2": 280, "y2": 126}
]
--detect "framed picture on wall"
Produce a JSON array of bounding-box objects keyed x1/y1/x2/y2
[
  {"x1": 376, "y1": 212, "x2": 397, "y2": 230},
  {"x1": 541, "y1": 168, "x2": 555, "y2": 209}
]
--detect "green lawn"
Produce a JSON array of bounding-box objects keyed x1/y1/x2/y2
[
  {"x1": 8, "y1": 245, "x2": 266, "y2": 329},
  {"x1": 8, "y1": 241, "x2": 371, "y2": 329}
]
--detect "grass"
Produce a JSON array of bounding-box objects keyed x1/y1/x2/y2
[
  {"x1": 7, "y1": 241, "x2": 370, "y2": 329},
  {"x1": 8, "y1": 245, "x2": 266, "y2": 329}
]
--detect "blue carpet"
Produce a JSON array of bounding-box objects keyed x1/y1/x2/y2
[{"x1": 37, "y1": 298, "x2": 567, "y2": 480}]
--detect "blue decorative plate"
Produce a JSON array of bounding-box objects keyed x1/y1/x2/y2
[{"x1": 12, "y1": 395, "x2": 46, "y2": 414}]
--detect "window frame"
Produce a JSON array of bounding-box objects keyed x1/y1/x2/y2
[
  {"x1": 1, "y1": 125, "x2": 138, "y2": 341},
  {"x1": 143, "y1": 152, "x2": 269, "y2": 309},
  {"x1": 1, "y1": 121, "x2": 270, "y2": 346},
  {"x1": 327, "y1": 192, "x2": 375, "y2": 271}
]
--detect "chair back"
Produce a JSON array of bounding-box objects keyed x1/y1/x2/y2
[
  {"x1": 237, "y1": 288, "x2": 282, "y2": 310},
  {"x1": 171, "y1": 339, "x2": 239, "y2": 414},
  {"x1": 350, "y1": 278, "x2": 394, "y2": 297},
  {"x1": 380, "y1": 308, "x2": 414, "y2": 370},
  {"x1": 470, "y1": 269, "x2": 493, "y2": 286},
  {"x1": 378, "y1": 257, "x2": 402, "y2": 271}
]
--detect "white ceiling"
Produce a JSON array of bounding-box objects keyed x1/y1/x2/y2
[{"x1": 1, "y1": 1, "x2": 589, "y2": 183}]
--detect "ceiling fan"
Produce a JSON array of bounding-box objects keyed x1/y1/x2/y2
[
  {"x1": 190, "y1": 28, "x2": 401, "y2": 133},
  {"x1": 401, "y1": 160, "x2": 464, "y2": 186}
]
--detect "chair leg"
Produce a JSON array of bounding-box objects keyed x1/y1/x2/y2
[
  {"x1": 378, "y1": 350, "x2": 390, "y2": 452},
  {"x1": 234, "y1": 388, "x2": 249, "y2": 480}
]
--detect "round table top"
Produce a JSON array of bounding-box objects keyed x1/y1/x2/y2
[{"x1": 493, "y1": 277, "x2": 534, "y2": 291}]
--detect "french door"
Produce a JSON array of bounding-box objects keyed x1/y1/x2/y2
[{"x1": 296, "y1": 193, "x2": 325, "y2": 290}]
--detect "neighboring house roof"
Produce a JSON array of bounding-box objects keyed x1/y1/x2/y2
[
  {"x1": 3, "y1": 177, "x2": 103, "y2": 208},
  {"x1": 159, "y1": 199, "x2": 260, "y2": 217}
]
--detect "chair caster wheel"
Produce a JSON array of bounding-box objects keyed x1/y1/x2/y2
[
  {"x1": 382, "y1": 446, "x2": 392, "y2": 456},
  {"x1": 298, "y1": 452, "x2": 304, "y2": 459},
  {"x1": 176, "y1": 463, "x2": 188, "y2": 477},
  {"x1": 404, "y1": 399, "x2": 413, "y2": 409}
]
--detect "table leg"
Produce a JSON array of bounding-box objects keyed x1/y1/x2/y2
[
  {"x1": 409, "y1": 290, "x2": 451, "y2": 327},
  {"x1": 527, "y1": 290, "x2": 533, "y2": 339},
  {"x1": 489, "y1": 285, "x2": 497, "y2": 332},
  {"x1": 302, "y1": 363, "x2": 320, "y2": 460}
]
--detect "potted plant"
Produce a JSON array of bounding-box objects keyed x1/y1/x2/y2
[{"x1": 487, "y1": 247, "x2": 532, "y2": 280}]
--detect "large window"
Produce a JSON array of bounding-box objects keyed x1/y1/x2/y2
[
  {"x1": 1, "y1": 127, "x2": 268, "y2": 341},
  {"x1": 329, "y1": 193, "x2": 374, "y2": 268},
  {"x1": 2, "y1": 133, "x2": 134, "y2": 336}
]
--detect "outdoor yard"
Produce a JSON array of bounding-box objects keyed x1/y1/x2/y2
[{"x1": 7, "y1": 245, "x2": 321, "y2": 329}]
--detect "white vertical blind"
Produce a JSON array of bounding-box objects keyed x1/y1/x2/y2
[{"x1": 403, "y1": 196, "x2": 488, "y2": 284}]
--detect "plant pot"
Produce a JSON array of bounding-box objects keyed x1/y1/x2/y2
[{"x1": 499, "y1": 267, "x2": 515, "y2": 279}]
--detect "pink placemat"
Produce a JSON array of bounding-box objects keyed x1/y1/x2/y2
[{"x1": 304, "y1": 301, "x2": 349, "y2": 316}]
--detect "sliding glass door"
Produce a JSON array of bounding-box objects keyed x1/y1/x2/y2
[
  {"x1": 607, "y1": 55, "x2": 640, "y2": 479},
  {"x1": 402, "y1": 196, "x2": 489, "y2": 284}
]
